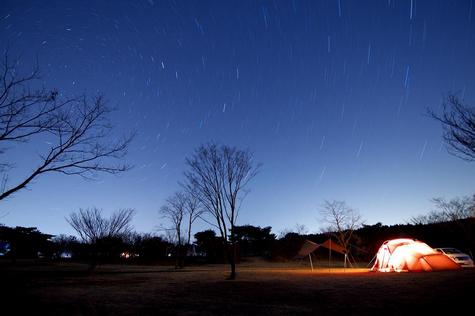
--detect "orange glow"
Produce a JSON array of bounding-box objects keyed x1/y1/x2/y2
[
  {"x1": 372, "y1": 238, "x2": 461, "y2": 272},
  {"x1": 120, "y1": 252, "x2": 138, "y2": 259}
]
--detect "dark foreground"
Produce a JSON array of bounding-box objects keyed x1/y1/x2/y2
[{"x1": 1, "y1": 261, "x2": 474, "y2": 315}]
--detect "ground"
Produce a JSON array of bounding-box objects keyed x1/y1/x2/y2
[{"x1": 1, "y1": 260, "x2": 474, "y2": 315}]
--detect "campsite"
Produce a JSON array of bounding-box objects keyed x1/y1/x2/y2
[
  {"x1": 2, "y1": 260, "x2": 475, "y2": 315},
  {"x1": 1, "y1": 213, "x2": 475, "y2": 315},
  {"x1": 2, "y1": 1, "x2": 475, "y2": 315}
]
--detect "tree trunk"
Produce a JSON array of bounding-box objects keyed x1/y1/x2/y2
[
  {"x1": 88, "y1": 243, "x2": 98, "y2": 272},
  {"x1": 229, "y1": 241, "x2": 236, "y2": 280},
  {"x1": 180, "y1": 245, "x2": 185, "y2": 268},
  {"x1": 174, "y1": 246, "x2": 179, "y2": 269},
  {"x1": 187, "y1": 215, "x2": 192, "y2": 246},
  {"x1": 228, "y1": 227, "x2": 237, "y2": 280}
]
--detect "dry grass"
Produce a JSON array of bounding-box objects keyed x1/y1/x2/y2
[{"x1": 1, "y1": 260, "x2": 474, "y2": 315}]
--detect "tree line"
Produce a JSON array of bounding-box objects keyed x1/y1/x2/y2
[
  {"x1": 1, "y1": 193, "x2": 473, "y2": 263},
  {"x1": 1, "y1": 203, "x2": 473, "y2": 266}
]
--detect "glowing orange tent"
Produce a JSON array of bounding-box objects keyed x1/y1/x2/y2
[{"x1": 371, "y1": 238, "x2": 461, "y2": 272}]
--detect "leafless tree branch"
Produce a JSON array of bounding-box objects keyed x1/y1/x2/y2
[
  {"x1": 160, "y1": 192, "x2": 187, "y2": 247},
  {"x1": 184, "y1": 143, "x2": 260, "y2": 279},
  {"x1": 409, "y1": 194, "x2": 475, "y2": 224},
  {"x1": 66, "y1": 207, "x2": 135, "y2": 244},
  {"x1": 429, "y1": 94, "x2": 475, "y2": 161},
  {"x1": 320, "y1": 200, "x2": 363, "y2": 254},
  {"x1": 0, "y1": 52, "x2": 134, "y2": 201}
]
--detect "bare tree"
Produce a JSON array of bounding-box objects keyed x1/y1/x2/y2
[
  {"x1": 160, "y1": 191, "x2": 187, "y2": 268},
  {"x1": 67, "y1": 207, "x2": 135, "y2": 244},
  {"x1": 432, "y1": 195, "x2": 475, "y2": 220},
  {"x1": 185, "y1": 143, "x2": 260, "y2": 279},
  {"x1": 0, "y1": 51, "x2": 133, "y2": 202},
  {"x1": 320, "y1": 200, "x2": 363, "y2": 259},
  {"x1": 160, "y1": 192, "x2": 186, "y2": 247},
  {"x1": 184, "y1": 187, "x2": 204, "y2": 246},
  {"x1": 409, "y1": 195, "x2": 475, "y2": 225},
  {"x1": 430, "y1": 94, "x2": 475, "y2": 161},
  {"x1": 67, "y1": 207, "x2": 135, "y2": 269},
  {"x1": 294, "y1": 223, "x2": 308, "y2": 235}
]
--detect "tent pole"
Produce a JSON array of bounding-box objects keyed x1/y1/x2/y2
[
  {"x1": 348, "y1": 253, "x2": 355, "y2": 268},
  {"x1": 367, "y1": 253, "x2": 377, "y2": 268},
  {"x1": 309, "y1": 253, "x2": 314, "y2": 271}
]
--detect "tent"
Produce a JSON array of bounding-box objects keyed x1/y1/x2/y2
[
  {"x1": 296, "y1": 239, "x2": 349, "y2": 270},
  {"x1": 371, "y1": 238, "x2": 461, "y2": 272}
]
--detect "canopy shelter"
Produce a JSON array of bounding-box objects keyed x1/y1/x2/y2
[
  {"x1": 296, "y1": 240, "x2": 320, "y2": 258},
  {"x1": 296, "y1": 239, "x2": 350, "y2": 270},
  {"x1": 371, "y1": 238, "x2": 461, "y2": 272}
]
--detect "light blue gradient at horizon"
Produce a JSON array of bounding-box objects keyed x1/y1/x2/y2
[{"x1": 0, "y1": 0, "x2": 474, "y2": 237}]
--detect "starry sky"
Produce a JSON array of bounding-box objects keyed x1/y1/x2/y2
[{"x1": 1, "y1": 0, "x2": 474, "y2": 237}]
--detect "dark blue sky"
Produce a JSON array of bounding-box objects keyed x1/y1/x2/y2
[{"x1": 1, "y1": 0, "x2": 474, "y2": 236}]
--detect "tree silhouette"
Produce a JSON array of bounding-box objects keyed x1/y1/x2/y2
[
  {"x1": 0, "y1": 51, "x2": 133, "y2": 201},
  {"x1": 410, "y1": 195, "x2": 475, "y2": 225},
  {"x1": 184, "y1": 187, "x2": 204, "y2": 246},
  {"x1": 430, "y1": 95, "x2": 475, "y2": 161},
  {"x1": 160, "y1": 192, "x2": 187, "y2": 268},
  {"x1": 66, "y1": 207, "x2": 135, "y2": 269},
  {"x1": 320, "y1": 200, "x2": 363, "y2": 260},
  {"x1": 185, "y1": 143, "x2": 260, "y2": 279}
]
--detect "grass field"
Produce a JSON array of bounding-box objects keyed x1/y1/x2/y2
[{"x1": 2, "y1": 260, "x2": 474, "y2": 315}]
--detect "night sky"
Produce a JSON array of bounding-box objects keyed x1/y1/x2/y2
[{"x1": 1, "y1": 0, "x2": 474, "y2": 237}]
